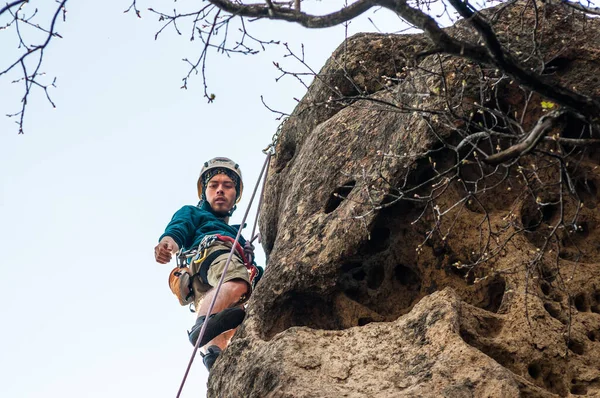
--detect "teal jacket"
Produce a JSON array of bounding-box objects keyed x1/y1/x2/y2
[{"x1": 159, "y1": 200, "x2": 248, "y2": 251}]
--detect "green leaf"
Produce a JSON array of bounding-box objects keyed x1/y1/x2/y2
[{"x1": 541, "y1": 101, "x2": 555, "y2": 109}]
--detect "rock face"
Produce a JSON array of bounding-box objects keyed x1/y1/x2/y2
[{"x1": 210, "y1": 2, "x2": 600, "y2": 397}]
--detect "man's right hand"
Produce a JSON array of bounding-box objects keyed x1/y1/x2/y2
[{"x1": 155, "y1": 236, "x2": 180, "y2": 264}]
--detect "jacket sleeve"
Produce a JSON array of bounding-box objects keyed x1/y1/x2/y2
[{"x1": 159, "y1": 206, "x2": 199, "y2": 250}]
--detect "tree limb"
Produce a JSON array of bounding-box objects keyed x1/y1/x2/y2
[
  {"x1": 207, "y1": 0, "x2": 378, "y2": 28},
  {"x1": 545, "y1": 136, "x2": 600, "y2": 146},
  {"x1": 2, "y1": 0, "x2": 67, "y2": 133},
  {"x1": 1, "y1": 0, "x2": 67, "y2": 76},
  {"x1": 205, "y1": 0, "x2": 600, "y2": 120},
  {"x1": 484, "y1": 110, "x2": 568, "y2": 165},
  {"x1": 0, "y1": 0, "x2": 26, "y2": 18}
]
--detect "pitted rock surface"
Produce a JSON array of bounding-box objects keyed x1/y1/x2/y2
[{"x1": 209, "y1": 2, "x2": 600, "y2": 397}]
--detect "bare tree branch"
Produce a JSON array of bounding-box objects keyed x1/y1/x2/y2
[
  {"x1": 124, "y1": 1, "x2": 142, "y2": 18},
  {"x1": 560, "y1": 0, "x2": 600, "y2": 16},
  {"x1": 2, "y1": 0, "x2": 67, "y2": 133},
  {"x1": 0, "y1": 0, "x2": 26, "y2": 17},
  {"x1": 208, "y1": 0, "x2": 378, "y2": 28},
  {"x1": 484, "y1": 110, "x2": 568, "y2": 165},
  {"x1": 201, "y1": 0, "x2": 600, "y2": 123}
]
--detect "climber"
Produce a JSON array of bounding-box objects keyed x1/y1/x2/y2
[{"x1": 154, "y1": 157, "x2": 259, "y2": 371}]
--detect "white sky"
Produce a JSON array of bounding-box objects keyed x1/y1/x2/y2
[{"x1": 0, "y1": 1, "x2": 409, "y2": 397}]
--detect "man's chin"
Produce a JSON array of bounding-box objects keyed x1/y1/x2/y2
[{"x1": 211, "y1": 203, "x2": 232, "y2": 213}]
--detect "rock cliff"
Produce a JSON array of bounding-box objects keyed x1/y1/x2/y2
[{"x1": 210, "y1": 1, "x2": 600, "y2": 396}]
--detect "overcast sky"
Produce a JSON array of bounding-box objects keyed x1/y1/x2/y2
[{"x1": 0, "y1": 1, "x2": 411, "y2": 397}]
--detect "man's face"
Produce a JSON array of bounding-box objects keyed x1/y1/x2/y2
[{"x1": 205, "y1": 174, "x2": 237, "y2": 214}]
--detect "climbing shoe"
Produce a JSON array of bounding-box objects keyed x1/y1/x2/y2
[
  {"x1": 201, "y1": 345, "x2": 222, "y2": 371},
  {"x1": 187, "y1": 307, "x2": 246, "y2": 348}
]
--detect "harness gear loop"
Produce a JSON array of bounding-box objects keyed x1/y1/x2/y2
[
  {"x1": 192, "y1": 248, "x2": 209, "y2": 264},
  {"x1": 176, "y1": 152, "x2": 272, "y2": 398},
  {"x1": 168, "y1": 248, "x2": 194, "y2": 306}
]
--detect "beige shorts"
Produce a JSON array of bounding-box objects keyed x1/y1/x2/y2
[{"x1": 190, "y1": 241, "x2": 251, "y2": 306}]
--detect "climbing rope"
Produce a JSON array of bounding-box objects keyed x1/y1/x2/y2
[{"x1": 176, "y1": 151, "x2": 272, "y2": 397}]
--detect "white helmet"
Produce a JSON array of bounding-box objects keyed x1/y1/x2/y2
[{"x1": 197, "y1": 157, "x2": 244, "y2": 203}]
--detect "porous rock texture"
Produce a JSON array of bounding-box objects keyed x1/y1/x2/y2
[{"x1": 210, "y1": 2, "x2": 600, "y2": 397}]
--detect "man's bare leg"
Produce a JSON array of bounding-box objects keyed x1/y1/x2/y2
[
  {"x1": 205, "y1": 329, "x2": 236, "y2": 351},
  {"x1": 197, "y1": 279, "x2": 248, "y2": 351}
]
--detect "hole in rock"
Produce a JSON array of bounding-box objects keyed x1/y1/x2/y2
[
  {"x1": 592, "y1": 291, "x2": 600, "y2": 313},
  {"x1": 432, "y1": 241, "x2": 448, "y2": 257},
  {"x1": 541, "y1": 204, "x2": 559, "y2": 223},
  {"x1": 338, "y1": 262, "x2": 366, "y2": 288},
  {"x1": 324, "y1": 180, "x2": 356, "y2": 214},
  {"x1": 341, "y1": 262, "x2": 362, "y2": 272},
  {"x1": 365, "y1": 227, "x2": 391, "y2": 254},
  {"x1": 521, "y1": 199, "x2": 560, "y2": 250},
  {"x1": 575, "y1": 178, "x2": 598, "y2": 209},
  {"x1": 558, "y1": 248, "x2": 584, "y2": 263},
  {"x1": 338, "y1": 275, "x2": 360, "y2": 297},
  {"x1": 467, "y1": 275, "x2": 507, "y2": 313},
  {"x1": 574, "y1": 293, "x2": 589, "y2": 312},
  {"x1": 459, "y1": 313, "x2": 513, "y2": 371},
  {"x1": 465, "y1": 270, "x2": 476, "y2": 285},
  {"x1": 395, "y1": 264, "x2": 421, "y2": 287},
  {"x1": 367, "y1": 264, "x2": 385, "y2": 290},
  {"x1": 459, "y1": 162, "x2": 484, "y2": 184},
  {"x1": 568, "y1": 340, "x2": 585, "y2": 355},
  {"x1": 273, "y1": 141, "x2": 296, "y2": 173},
  {"x1": 528, "y1": 363, "x2": 542, "y2": 379},
  {"x1": 587, "y1": 330, "x2": 597, "y2": 342},
  {"x1": 352, "y1": 269, "x2": 366, "y2": 281},
  {"x1": 574, "y1": 221, "x2": 590, "y2": 239},
  {"x1": 594, "y1": 291, "x2": 600, "y2": 305},
  {"x1": 264, "y1": 291, "x2": 340, "y2": 339},
  {"x1": 561, "y1": 114, "x2": 591, "y2": 140},
  {"x1": 483, "y1": 277, "x2": 506, "y2": 313},
  {"x1": 522, "y1": 207, "x2": 543, "y2": 232},
  {"x1": 338, "y1": 256, "x2": 423, "y2": 322},
  {"x1": 463, "y1": 313, "x2": 504, "y2": 340},
  {"x1": 408, "y1": 157, "x2": 438, "y2": 189},
  {"x1": 540, "y1": 265, "x2": 558, "y2": 283},
  {"x1": 461, "y1": 330, "x2": 515, "y2": 371},
  {"x1": 571, "y1": 384, "x2": 588, "y2": 395},
  {"x1": 358, "y1": 317, "x2": 373, "y2": 326},
  {"x1": 542, "y1": 56, "x2": 573, "y2": 74},
  {"x1": 544, "y1": 302, "x2": 565, "y2": 323},
  {"x1": 544, "y1": 371, "x2": 568, "y2": 396},
  {"x1": 541, "y1": 282, "x2": 551, "y2": 296}
]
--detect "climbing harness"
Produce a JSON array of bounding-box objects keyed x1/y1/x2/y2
[
  {"x1": 176, "y1": 151, "x2": 272, "y2": 398},
  {"x1": 168, "y1": 233, "x2": 261, "y2": 309}
]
